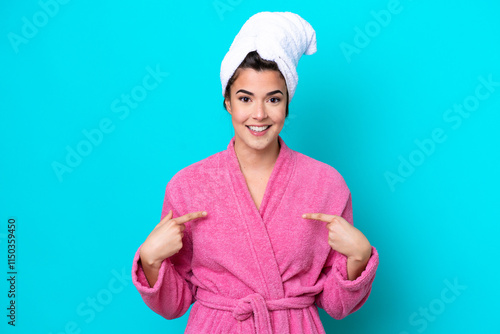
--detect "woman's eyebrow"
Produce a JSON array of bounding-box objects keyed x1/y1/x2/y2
[{"x1": 235, "y1": 89, "x2": 283, "y2": 96}]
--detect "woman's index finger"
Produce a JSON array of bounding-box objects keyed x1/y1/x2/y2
[
  {"x1": 174, "y1": 211, "x2": 208, "y2": 224},
  {"x1": 302, "y1": 213, "x2": 336, "y2": 223}
]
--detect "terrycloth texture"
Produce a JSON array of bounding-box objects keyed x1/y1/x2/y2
[
  {"x1": 132, "y1": 136, "x2": 379, "y2": 334},
  {"x1": 220, "y1": 11, "x2": 317, "y2": 101}
]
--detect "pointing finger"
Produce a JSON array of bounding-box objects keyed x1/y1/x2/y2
[
  {"x1": 302, "y1": 213, "x2": 337, "y2": 223},
  {"x1": 173, "y1": 211, "x2": 208, "y2": 225}
]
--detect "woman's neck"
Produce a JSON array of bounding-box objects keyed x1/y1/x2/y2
[{"x1": 234, "y1": 139, "x2": 281, "y2": 174}]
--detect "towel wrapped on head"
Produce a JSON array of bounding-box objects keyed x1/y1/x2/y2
[{"x1": 220, "y1": 11, "x2": 317, "y2": 102}]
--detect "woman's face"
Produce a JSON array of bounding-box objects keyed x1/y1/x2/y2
[{"x1": 225, "y1": 68, "x2": 287, "y2": 155}]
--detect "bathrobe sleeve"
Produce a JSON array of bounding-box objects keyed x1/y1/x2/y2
[
  {"x1": 131, "y1": 184, "x2": 195, "y2": 320},
  {"x1": 315, "y1": 192, "x2": 380, "y2": 319}
]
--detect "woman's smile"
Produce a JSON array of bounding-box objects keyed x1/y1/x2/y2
[{"x1": 246, "y1": 124, "x2": 272, "y2": 136}]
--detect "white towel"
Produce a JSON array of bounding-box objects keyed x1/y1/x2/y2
[{"x1": 220, "y1": 11, "x2": 317, "y2": 102}]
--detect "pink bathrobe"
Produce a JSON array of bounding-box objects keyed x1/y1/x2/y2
[{"x1": 132, "y1": 135, "x2": 379, "y2": 334}]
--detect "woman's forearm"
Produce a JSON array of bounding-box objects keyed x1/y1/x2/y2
[
  {"x1": 140, "y1": 253, "x2": 163, "y2": 288},
  {"x1": 346, "y1": 251, "x2": 371, "y2": 281}
]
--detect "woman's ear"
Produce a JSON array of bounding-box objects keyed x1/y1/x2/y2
[{"x1": 225, "y1": 98, "x2": 232, "y2": 114}]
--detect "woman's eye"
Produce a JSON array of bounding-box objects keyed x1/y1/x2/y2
[
  {"x1": 239, "y1": 96, "x2": 250, "y2": 102},
  {"x1": 269, "y1": 97, "x2": 281, "y2": 103}
]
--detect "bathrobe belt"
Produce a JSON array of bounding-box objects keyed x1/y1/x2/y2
[{"x1": 196, "y1": 289, "x2": 316, "y2": 334}]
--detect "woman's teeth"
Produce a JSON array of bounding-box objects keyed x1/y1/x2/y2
[{"x1": 248, "y1": 125, "x2": 270, "y2": 132}]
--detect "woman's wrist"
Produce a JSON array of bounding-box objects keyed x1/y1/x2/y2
[
  {"x1": 140, "y1": 248, "x2": 164, "y2": 269},
  {"x1": 347, "y1": 243, "x2": 372, "y2": 263}
]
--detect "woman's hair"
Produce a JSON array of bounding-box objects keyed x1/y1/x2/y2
[{"x1": 223, "y1": 51, "x2": 289, "y2": 118}]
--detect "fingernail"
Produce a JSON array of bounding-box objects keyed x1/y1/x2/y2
[
  {"x1": 302, "y1": 214, "x2": 306, "y2": 218},
  {"x1": 202, "y1": 211, "x2": 207, "y2": 216}
]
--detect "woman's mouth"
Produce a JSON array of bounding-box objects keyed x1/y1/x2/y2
[{"x1": 246, "y1": 125, "x2": 271, "y2": 136}]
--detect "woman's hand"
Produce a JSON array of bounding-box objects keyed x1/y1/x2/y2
[
  {"x1": 140, "y1": 210, "x2": 207, "y2": 268},
  {"x1": 302, "y1": 212, "x2": 372, "y2": 280}
]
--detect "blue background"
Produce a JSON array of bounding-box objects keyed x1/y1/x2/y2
[{"x1": 1, "y1": 0, "x2": 499, "y2": 333}]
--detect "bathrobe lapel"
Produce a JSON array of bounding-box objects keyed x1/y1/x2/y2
[{"x1": 224, "y1": 135, "x2": 295, "y2": 301}]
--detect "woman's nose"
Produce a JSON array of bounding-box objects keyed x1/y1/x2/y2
[{"x1": 252, "y1": 102, "x2": 267, "y2": 120}]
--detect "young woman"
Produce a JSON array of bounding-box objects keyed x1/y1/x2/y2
[{"x1": 132, "y1": 11, "x2": 379, "y2": 334}]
